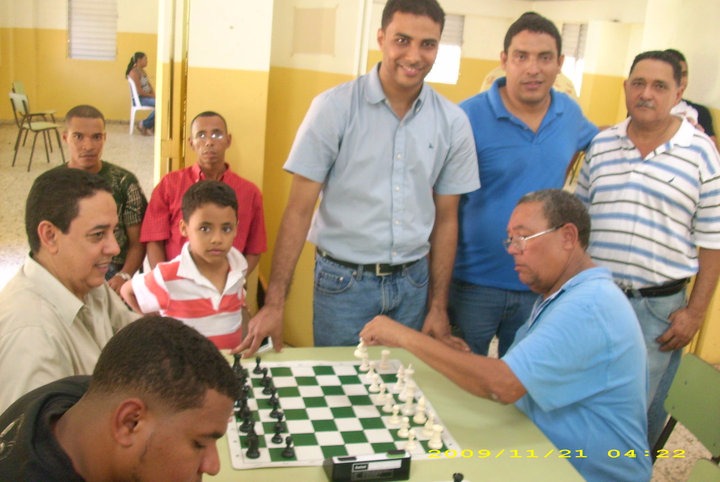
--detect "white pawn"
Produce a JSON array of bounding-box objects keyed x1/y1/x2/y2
[
  {"x1": 404, "y1": 428, "x2": 417, "y2": 451},
  {"x1": 354, "y1": 338, "x2": 367, "y2": 359},
  {"x1": 368, "y1": 373, "x2": 381, "y2": 393},
  {"x1": 397, "y1": 416, "x2": 410, "y2": 438},
  {"x1": 396, "y1": 365, "x2": 405, "y2": 384},
  {"x1": 379, "y1": 349, "x2": 391, "y2": 370},
  {"x1": 382, "y1": 394, "x2": 395, "y2": 413},
  {"x1": 413, "y1": 396, "x2": 427, "y2": 424},
  {"x1": 376, "y1": 383, "x2": 387, "y2": 403},
  {"x1": 359, "y1": 353, "x2": 370, "y2": 372},
  {"x1": 427, "y1": 424, "x2": 444, "y2": 450},
  {"x1": 401, "y1": 389, "x2": 415, "y2": 416},
  {"x1": 365, "y1": 361, "x2": 376, "y2": 383},
  {"x1": 422, "y1": 413, "x2": 435, "y2": 437},
  {"x1": 388, "y1": 404, "x2": 401, "y2": 426},
  {"x1": 398, "y1": 380, "x2": 415, "y2": 402}
]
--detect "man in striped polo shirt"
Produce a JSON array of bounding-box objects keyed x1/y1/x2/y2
[{"x1": 575, "y1": 50, "x2": 720, "y2": 447}]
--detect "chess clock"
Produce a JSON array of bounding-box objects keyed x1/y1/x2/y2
[{"x1": 323, "y1": 450, "x2": 411, "y2": 481}]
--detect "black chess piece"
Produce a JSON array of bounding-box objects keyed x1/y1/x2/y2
[
  {"x1": 240, "y1": 414, "x2": 252, "y2": 433},
  {"x1": 274, "y1": 412, "x2": 285, "y2": 433},
  {"x1": 262, "y1": 380, "x2": 275, "y2": 395},
  {"x1": 452, "y1": 473, "x2": 464, "y2": 482},
  {"x1": 281, "y1": 436, "x2": 295, "y2": 459},
  {"x1": 269, "y1": 388, "x2": 279, "y2": 405},
  {"x1": 261, "y1": 367, "x2": 270, "y2": 386},
  {"x1": 246, "y1": 433, "x2": 260, "y2": 459},
  {"x1": 271, "y1": 425, "x2": 284, "y2": 444},
  {"x1": 232, "y1": 353, "x2": 241, "y2": 371},
  {"x1": 270, "y1": 398, "x2": 282, "y2": 418},
  {"x1": 254, "y1": 356, "x2": 262, "y2": 374}
]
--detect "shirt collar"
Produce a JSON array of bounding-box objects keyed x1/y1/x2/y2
[
  {"x1": 527, "y1": 267, "x2": 612, "y2": 328},
  {"x1": 616, "y1": 116, "x2": 695, "y2": 150},
  {"x1": 176, "y1": 243, "x2": 247, "y2": 292},
  {"x1": 24, "y1": 255, "x2": 85, "y2": 325},
  {"x1": 366, "y1": 63, "x2": 428, "y2": 114},
  {"x1": 487, "y1": 76, "x2": 562, "y2": 121},
  {"x1": 190, "y1": 162, "x2": 231, "y2": 182}
]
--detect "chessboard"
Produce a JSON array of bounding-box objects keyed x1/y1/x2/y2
[{"x1": 227, "y1": 353, "x2": 461, "y2": 470}]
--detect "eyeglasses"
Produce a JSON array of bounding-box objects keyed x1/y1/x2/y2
[
  {"x1": 503, "y1": 225, "x2": 564, "y2": 253},
  {"x1": 193, "y1": 131, "x2": 225, "y2": 141}
]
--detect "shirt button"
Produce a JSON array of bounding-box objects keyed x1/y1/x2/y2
[
  {"x1": 396, "y1": 153, "x2": 402, "y2": 160},
  {"x1": 395, "y1": 186, "x2": 400, "y2": 191}
]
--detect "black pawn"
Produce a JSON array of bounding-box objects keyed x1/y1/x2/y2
[
  {"x1": 232, "y1": 353, "x2": 241, "y2": 371},
  {"x1": 270, "y1": 399, "x2": 282, "y2": 419},
  {"x1": 269, "y1": 388, "x2": 279, "y2": 405},
  {"x1": 281, "y1": 436, "x2": 295, "y2": 459},
  {"x1": 253, "y1": 356, "x2": 262, "y2": 374},
  {"x1": 240, "y1": 414, "x2": 253, "y2": 433},
  {"x1": 262, "y1": 380, "x2": 275, "y2": 396},
  {"x1": 246, "y1": 433, "x2": 260, "y2": 459},
  {"x1": 452, "y1": 473, "x2": 464, "y2": 482},
  {"x1": 271, "y1": 425, "x2": 284, "y2": 444},
  {"x1": 274, "y1": 412, "x2": 286, "y2": 433}
]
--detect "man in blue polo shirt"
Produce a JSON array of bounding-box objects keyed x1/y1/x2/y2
[
  {"x1": 450, "y1": 12, "x2": 597, "y2": 357},
  {"x1": 361, "y1": 189, "x2": 651, "y2": 482},
  {"x1": 238, "y1": 0, "x2": 479, "y2": 355}
]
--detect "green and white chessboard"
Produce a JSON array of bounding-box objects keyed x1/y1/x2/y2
[{"x1": 227, "y1": 359, "x2": 461, "y2": 470}]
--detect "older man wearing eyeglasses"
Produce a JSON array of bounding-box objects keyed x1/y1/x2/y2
[
  {"x1": 140, "y1": 111, "x2": 267, "y2": 274},
  {"x1": 360, "y1": 189, "x2": 652, "y2": 482}
]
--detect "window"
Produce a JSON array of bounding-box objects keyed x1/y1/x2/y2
[
  {"x1": 561, "y1": 23, "x2": 588, "y2": 95},
  {"x1": 426, "y1": 14, "x2": 464, "y2": 85},
  {"x1": 68, "y1": 0, "x2": 118, "y2": 60}
]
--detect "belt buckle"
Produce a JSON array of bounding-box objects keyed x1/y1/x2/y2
[{"x1": 375, "y1": 264, "x2": 392, "y2": 276}]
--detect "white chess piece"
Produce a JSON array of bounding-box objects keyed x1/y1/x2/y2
[
  {"x1": 413, "y1": 396, "x2": 427, "y2": 424},
  {"x1": 401, "y1": 386, "x2": 415, "y2": 416},
  {"x1": 354, "y1": 338, "x2": 367, "y2": 359},
  {"x1": 422, "y1": 413, "x2": 435, "y2": 437},
  {"x1": 388, "y1": 404, "x2": 401, "y2": 425},
  {"x1": 397, "y1": 416, "x2": 410, "y2": 438},
  {"x1": 379, "y1": 349, "x2": 390, "y2": 370},
  {"x1": 365, "y1": 362, "x2": 376, "y2": 383},
  {"x1": 376, "y1": 383, "x2": 387, "y2": 403},
  {"x1": 427, "y1": 424, "x2": 444, "y2": 450},
  {"x1": 404, "y1": 428, "x2": 417, "y2": 451},
  {"x1": 369, "y1": 373, "x2": 381, "y2": 393},
  {"x1": 382, "y1": 394, "x2": 395, "y2": 413},
  {"x1": 359, "y1": 353, "x2": 370, "y2": 372}
]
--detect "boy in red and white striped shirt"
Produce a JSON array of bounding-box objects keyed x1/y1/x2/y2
[{"x1": 122, "y1": 180, "x2": 247, "y2": 349}]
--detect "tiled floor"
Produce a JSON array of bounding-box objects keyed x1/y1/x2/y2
[{"x1": 0, "y1": 122, "x2": 713, "y2": 480}]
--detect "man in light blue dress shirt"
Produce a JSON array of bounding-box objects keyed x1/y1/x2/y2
[{"x1": 238, "y1": 0, "x2": 479, "y2": 354}]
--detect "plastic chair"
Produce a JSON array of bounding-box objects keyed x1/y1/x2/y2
[
  {"x1": 11, "y1": 81, "x2": 56, "y2": 121},
  {"x1": 652, "y1": 353, "x2": 720, "y2": 464},
  {"x1": 9, "y1": 92, "x2": 65, "y2": 171},
  {"x1": 127, "y1": 77, "x2": 153, "y2": 135},
  {"x1": 687, "y1": 459, "x2": 720, "y2": 482}
]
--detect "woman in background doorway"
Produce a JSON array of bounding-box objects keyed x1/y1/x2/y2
[{"x1": 125, "y1": 51, "x2": 155, "y2": 136}]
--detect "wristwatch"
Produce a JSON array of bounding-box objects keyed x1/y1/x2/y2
[{"x1": 115, "y1": 271, "x2": 131, "y2": 281}]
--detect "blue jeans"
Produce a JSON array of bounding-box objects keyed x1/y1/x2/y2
[
  {"x1": 140, "y1": 96, "x2": 155, "y2": 129},
  {"x1": 628, "y1": 290, "x2": 686, "y2": 446},
  {"x1": 448, "y1": 280, "x2": 538, "y2": 356},
  {"x1": 312, "y1": 254, "x2": 429, "y2": 347}
]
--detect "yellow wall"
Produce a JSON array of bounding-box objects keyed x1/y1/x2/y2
[
  {"x1": 579, "y1": 72, "x2": 627, "y2": 126},
  {"x1": 261, "y1": 66, "x2": 354, "y2": 347},
  {"x1": 0, "y1": 27, "x2": 157, "y2": 121}
]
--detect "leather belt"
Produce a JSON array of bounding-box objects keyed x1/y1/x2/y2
[
  {"x1": 619, "y1": 278, "x2": 689, "y2": 298},
  {"x1": 316, "y1": 249, "x2": 421, "y2": 276}
]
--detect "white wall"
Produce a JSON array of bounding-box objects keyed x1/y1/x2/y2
[
  {"x1": 270, "y1": 0, "x2": 366, "y2": 75},
  {"x1": 0, "y1": 0, "x2": 156, "y2": 31},
  {"x1": 188, "y1": 0, "x2": 273, "y2": 71}
]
